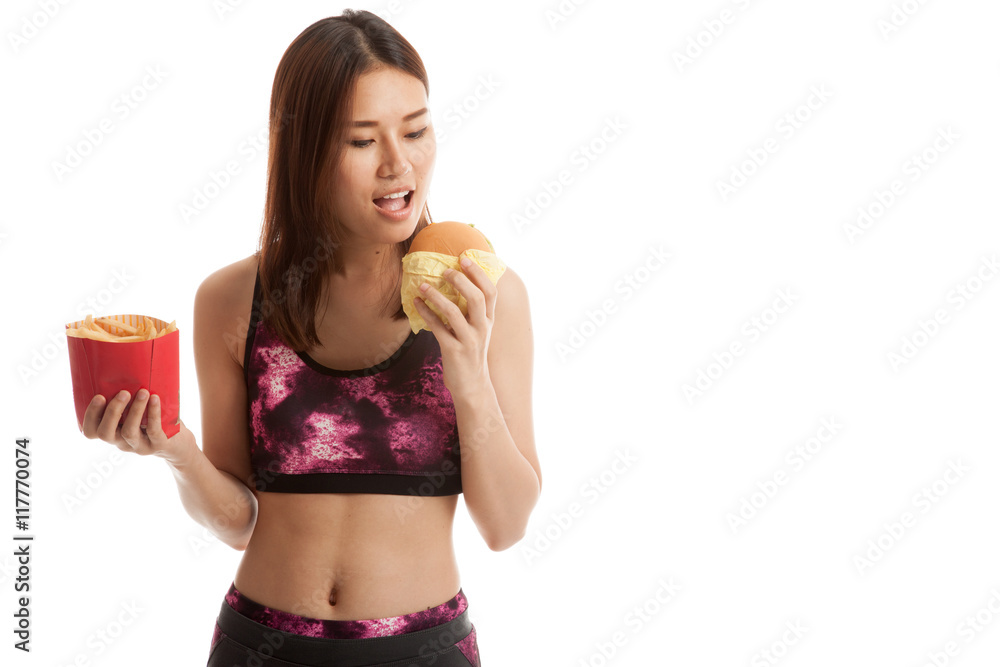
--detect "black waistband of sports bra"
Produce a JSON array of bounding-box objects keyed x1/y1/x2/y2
[
  {"x1": 252, "y1": 470, "x2": 462, "y2": 495},
  {"x1": 216, "y1": 596, "x2": 472, "y2": 666}
]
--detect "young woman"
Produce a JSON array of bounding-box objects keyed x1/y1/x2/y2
[{"x1": 81, "y1": 10, "x2": 541, "y2": 666}]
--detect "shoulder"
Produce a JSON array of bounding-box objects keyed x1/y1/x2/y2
[
  {"x1": 195, "y1": 254, "x2": 260, "y2": 364},
  {"x1": 496, "y1": 264, "x2": 526, "y2": 296},
  {"x1": 494, "y1": 265, "x2": 529, "y2": 317},
  {"x1": 195, "y1": 253, "x2": 258, "y2": 314},
  {"x1": 488, "y1": 264, "x2": 531, "y2": 361}
]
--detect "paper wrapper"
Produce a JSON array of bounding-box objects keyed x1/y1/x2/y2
[
  {"x1": 65, "y1": 314, "x2": 180, "y2": 438},
  {"x1": 401, "y1": 248, "x2": 507, "y2": 334}
]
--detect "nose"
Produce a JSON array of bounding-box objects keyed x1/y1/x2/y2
[{"x1": 377, "y1": 139, "x2": 411, "y2": 178}]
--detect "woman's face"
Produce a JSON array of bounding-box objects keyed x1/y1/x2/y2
[{"x1": 327, "y1": 67, "x2": 436, "y2": 247}]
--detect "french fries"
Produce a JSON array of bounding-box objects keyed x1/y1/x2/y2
[{"x1": 66, "y1": 314, "x2": 177, "y2": 342}]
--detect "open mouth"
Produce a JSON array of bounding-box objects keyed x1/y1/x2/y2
[{"x1": 373, "y1": 191, "x2": 412, "y2": 213}]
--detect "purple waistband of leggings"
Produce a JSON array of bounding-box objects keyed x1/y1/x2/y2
[{"x1": 223, "y1": 582, "x2": 469, "y2": 639}]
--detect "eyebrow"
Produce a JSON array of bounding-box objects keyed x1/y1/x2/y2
[{"x1": 351, "y1": 107, "x2": 428, "y2": 128}]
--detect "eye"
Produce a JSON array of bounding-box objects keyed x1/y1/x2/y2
[{"x1": 349, "y1": 126, "x2": 428, "y2": 149}]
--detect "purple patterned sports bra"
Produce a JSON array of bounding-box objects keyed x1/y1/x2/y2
[{"x1": 242, "y1": 267, "x2": 463, "y2": 496}]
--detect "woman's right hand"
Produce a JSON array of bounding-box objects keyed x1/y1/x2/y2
[{"x1": 81, "y1": 389, "x2": 196, "y2": 467}]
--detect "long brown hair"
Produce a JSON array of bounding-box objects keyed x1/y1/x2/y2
[{"x1": 254, "y1": 9, "x2": 432, "y2": 352}]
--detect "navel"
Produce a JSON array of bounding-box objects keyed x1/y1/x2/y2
[{"x1": 329, "y1": 584, "x2": 338, "y2": 606}]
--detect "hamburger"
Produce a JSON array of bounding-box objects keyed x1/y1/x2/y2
[{"x1": 401, "y1": 221, "x2": 506, "y2": 333}]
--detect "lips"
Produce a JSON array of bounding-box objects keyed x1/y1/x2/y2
[
  {"x1": 373, "y1": 186, "x2": 413, "y2": 200},
  {"x1": 372, "y1": 189, "x2": 415, "y2": 221},
  {"x1": 373, "y1": 190, "x2": 412, "y2": 212}
]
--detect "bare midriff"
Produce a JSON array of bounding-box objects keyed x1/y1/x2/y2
[{"x1": 233, "y1": 490, "x2": 461, "y2": 620}]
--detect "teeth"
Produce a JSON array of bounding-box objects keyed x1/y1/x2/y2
[{"x1": 381, "y1": 191, "x2": 409, "y2": 199}]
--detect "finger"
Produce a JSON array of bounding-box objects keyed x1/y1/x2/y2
[
  {"x1": 414, "y1": 295, "x2": 454, "y2": 341},
  {"x1": 421, "y1": 283, "x2": 466, "y2": 335},
  {"x1": 145, "y1": 393, "x2": 165, "y2": 442},
  {"x1": 461, "y1": 260, "x2": 497, "y2": 320},
  {"x1": 121, "y1": 388, "x2": 151, "y2": 450},
  {"x1": 414, "y1": 295, "x2": 437, "y2": 329},
  {"x1": 446, "y1": 266, "x2": 488, "y2": 326},
  {"x1": 82, "y1": 394, "x2": 108, "y2": 439},
  {"x1": 96, "y1": 390, "x2": 131, "y2": 442}
]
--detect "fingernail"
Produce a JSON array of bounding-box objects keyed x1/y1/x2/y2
[
  {"x1": 137, "y1": 389, "x2": 149, "y2": 400},
  {"x1": 150, "y1": 395, "x2": 159, "y2": 406},
  {"x1": 419, "y1": 283, "x2": 430, "y2": 292},
  {"x1": 117, "y1": 390, "x2": 129, "y2": 401},
  {"x1": 460, "y1": 257, "x2": 472, "y2": 268}
]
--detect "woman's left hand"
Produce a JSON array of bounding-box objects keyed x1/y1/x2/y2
[{"x1": 413, "y1": 258, "x2": 496, "y2": 396}]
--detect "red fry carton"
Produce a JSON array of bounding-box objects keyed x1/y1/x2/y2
[{"x1": 65, "y1": 314, "x2": 180, "y2": 438}]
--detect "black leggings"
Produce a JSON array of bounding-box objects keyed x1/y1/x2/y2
[{"x1": 207, "y1": 582, "x2": 480, "y2": 666}]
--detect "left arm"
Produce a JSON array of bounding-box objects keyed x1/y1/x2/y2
[
  {"x1": 414, "y1": 262, "x2": 542, "y2": 551},
  {"x1": 453, "y1": 267, "x2": 541, "y2": 550}
]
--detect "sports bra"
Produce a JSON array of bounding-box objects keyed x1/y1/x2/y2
[{"x1": 242, "y1": 266, "x2": 463, "y2": 496}]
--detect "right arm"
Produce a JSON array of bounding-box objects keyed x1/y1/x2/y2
[{"x1": 169, "y1": 263, "x2": 260, "y2": 551}]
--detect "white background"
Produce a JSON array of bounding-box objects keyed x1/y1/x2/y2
[{"x1": 2, "y1": 0, "x2": 1000, "y2": 665}]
